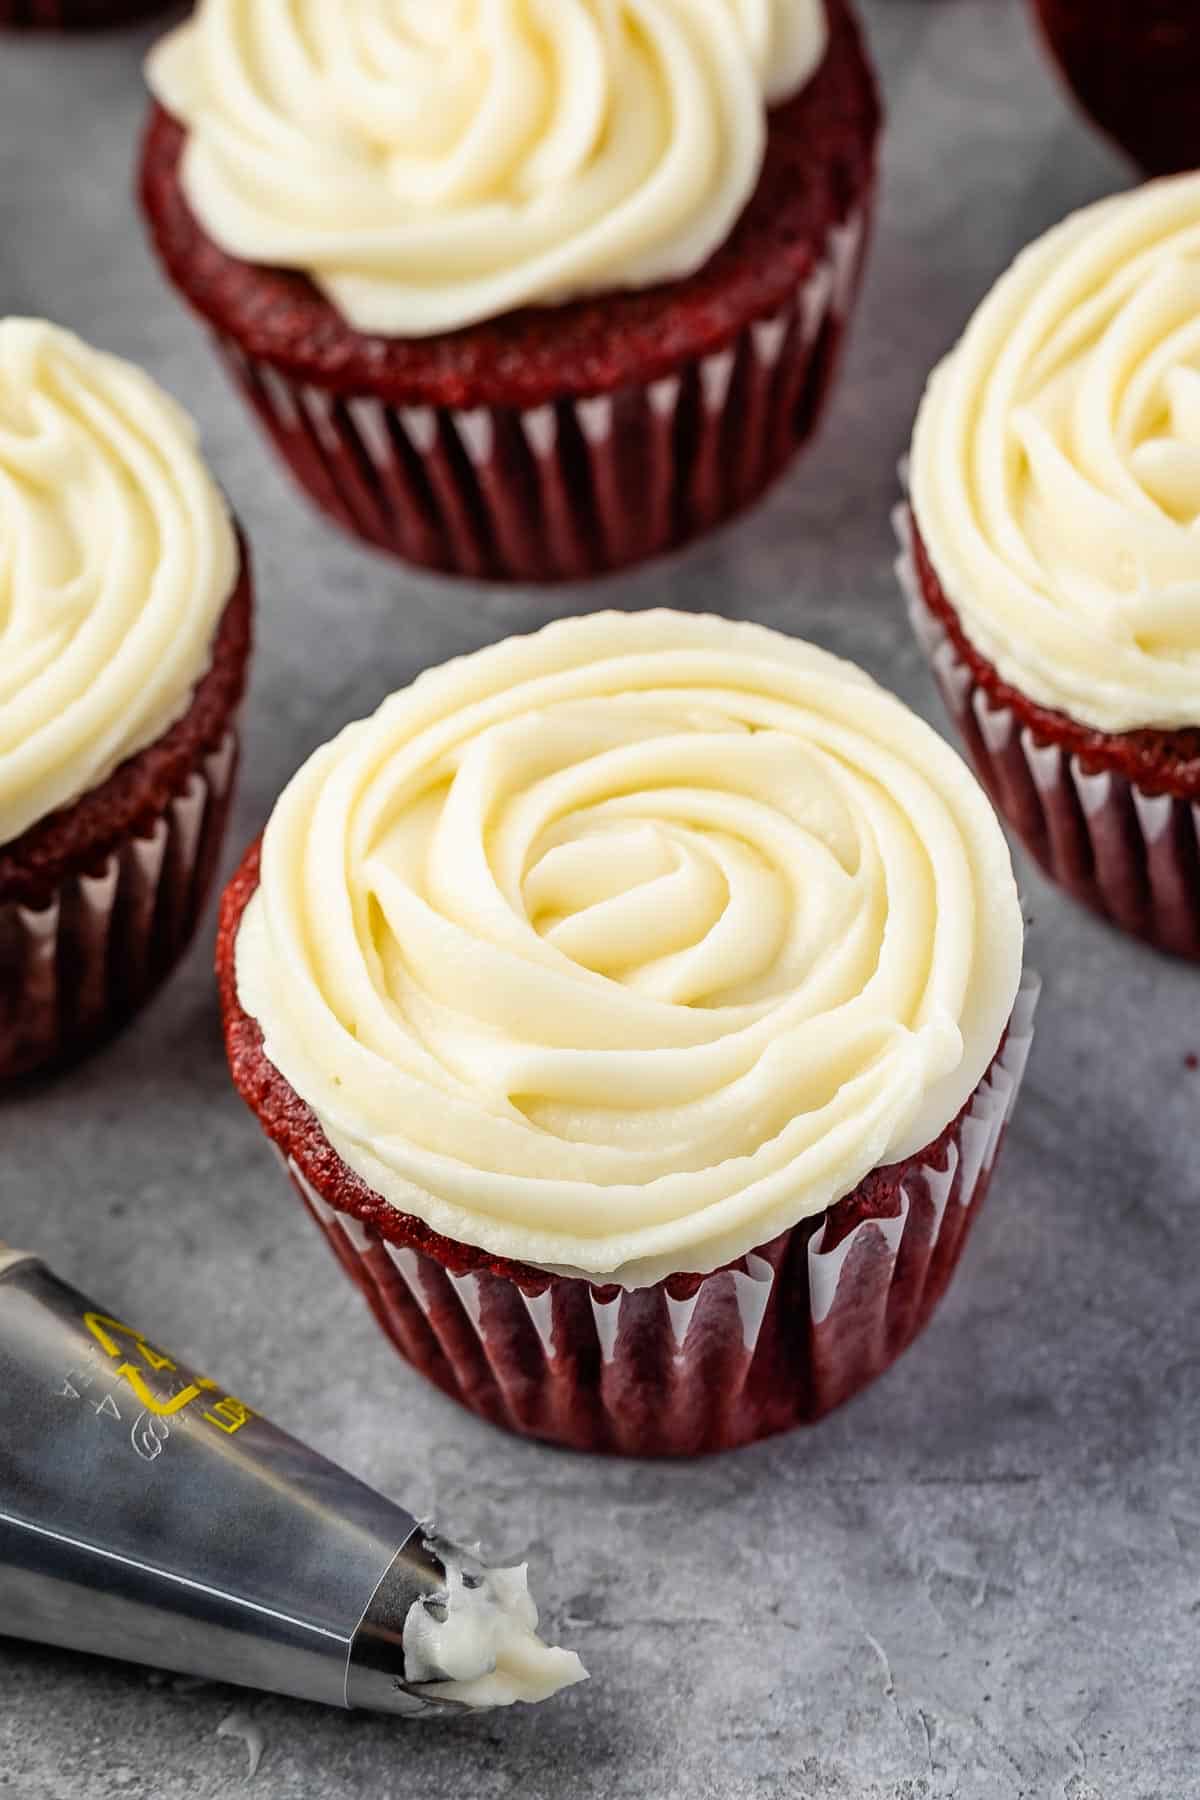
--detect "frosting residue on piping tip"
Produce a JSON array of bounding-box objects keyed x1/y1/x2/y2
[{"x1": 402, "y1": 1542, "x2": 586, "y2": 1709}]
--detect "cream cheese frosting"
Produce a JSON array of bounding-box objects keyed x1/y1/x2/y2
[
  {"x1": 146, "y1": 0, "x2": 828, "y2": 339},
  {"x1": 0, "y1": 319, "x2": 237, "y2": 848},
  {"x1": 403, "y1": 1550, "x2": 586, "y2": 1708},
  {"x1": 236, "y1": 611, "x2": 1023, "y2": 1289},
  {"x1": 912, "y1": 173, "x2": 1200, "y2": 735}
]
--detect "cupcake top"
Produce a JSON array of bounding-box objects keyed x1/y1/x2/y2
[
  {"x1": 146, "y1": 0, "x2": 828, "y2": 338},
  {"x1": 911, "y1": 173, "x2": 1200, "y2": 736},
  {"x1": 0, "y1": 320, "x2": 237, "y2": 847},
  {"x1": 236, "y1": 611, "x2": 1023, "y2": 1288}
]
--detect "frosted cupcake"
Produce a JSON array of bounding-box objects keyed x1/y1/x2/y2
[
  {"x1": 0, "y1": 320, "x2": 251, "y2": 1079},
  {"x1": 218, "y1": 611, "x2": 1035, "y2": 1457},
  {"x1": 901, "y1": 174, "x2": 1200, "y2": 960},
  {"x1": 139, "y1": 0, "x2": 880, "y2": 583}
]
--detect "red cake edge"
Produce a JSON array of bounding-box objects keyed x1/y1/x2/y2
[
  {"x1": 0, "y1": 540, "x2": 253, "y2": 1080},
  {"x1": 907, "y1": 509, "x2": 1200, "y2": 800},
  {"x1": 902, "y1": 505, "x2": 1200, "y2": 960},
  {"x1": 0, "y1": 534, "x2": 254, "y2": 912}
]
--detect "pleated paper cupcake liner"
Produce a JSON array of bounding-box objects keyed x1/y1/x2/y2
[
  {"x1": 896, "y1": 504, "x2": 1200, "y2": 960},
  {"x1": 212, "y1": 207, "x2": 869, "y2": 584},
  {"x1": 281, "y1": 974, "x2": 1038, "y2": 1458},
  {"x1": 0, "y1": 732, "x2": 239, "y2": 1081}
]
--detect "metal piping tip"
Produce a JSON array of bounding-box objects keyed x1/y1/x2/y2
[
  {"x1": 350, "y1": 1531, "x2": 587, "y2": 1715},
  {"x1": 0, "y1": 1252, "x2": 585, "y2": 1718},
  {"x1": 347, "y1": 1536, "x2": 478, "y2": 1715}
]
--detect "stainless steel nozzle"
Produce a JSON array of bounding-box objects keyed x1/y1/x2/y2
[{"x1": 0, "y1": 1249, "x2": 536, "y2": 1716}]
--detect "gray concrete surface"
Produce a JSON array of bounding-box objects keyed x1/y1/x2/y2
[{"x1": 2, "y1": 4, "x2": 1198, "y2": 1796}]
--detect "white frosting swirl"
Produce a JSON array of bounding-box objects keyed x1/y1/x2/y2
[
  {"x1": 0, "y1": 320, "x2": 237, "y2": 848},
  {"x1": 236, "y1": 611, "x2": 1022, "y2": 1289},
  {"x1": 912, "y1": 173, "x2": 1200, "y2": 735},
  {"x1": 146, "y1": 0, "x2": 828, "y2": 338}
]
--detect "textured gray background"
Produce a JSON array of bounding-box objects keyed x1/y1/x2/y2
[{"x1": 2, "y1": 4, "x2": 1198, "y2": 1797}]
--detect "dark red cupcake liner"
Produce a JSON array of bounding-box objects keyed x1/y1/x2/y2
[
  {"x1": 1028, "y1": 0, "x2": 1200, "y2": 176},
  {"x1": 0, "y1": 731, "x2": 239, "y2": 1080},
  {"x1": 896, "y1": 504, "x2": 1200, "y2": 960},
  {"x1": 267, "y1": 976, "x2": 1037, "y2": 1458},
  {"x1": 0, "y1": 0, "x2": 167, "y2": 28},
  {"x1": 1, "y1": 546, "x2": 252, "y2": 1082},
  {"x1": 213, "y1": 206, "x2": 868, "y2": 583}
]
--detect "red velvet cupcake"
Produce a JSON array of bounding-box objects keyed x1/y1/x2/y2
[
  {"x1": 1029, "y1": 0, "x2": 1200, "y2": 176},
  {"x1": 1, "y1": 0, "x2": 167, "y2": 28},
  {"x1": 217, "y1": 612, "x2": 1033, "y2": 1457},
  {"x1": 902, "y1": 176, "x2": 1200, "y2": 960},
  {"x1": 139, "y1": 0, "x2": 880, "y2": 583},
  {"x1": 0, "y1": 320, "x2": 252, "y2": 1080}
]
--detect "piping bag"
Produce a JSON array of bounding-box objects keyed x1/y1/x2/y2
[{"x1": 0, "y1": 1244, "x2": 585, "y2": 1716}]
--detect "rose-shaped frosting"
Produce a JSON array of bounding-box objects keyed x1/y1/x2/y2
[
  {"x1": 0, "y1": 319, "x2": 237, "y2": 848},
  {"x1": 145, "y1": 0, "x2": 828, "y2": 338},
  {"x1": 912, "y1": 173, "x2": 1200, "y2": 735},
  {"x1": 236, "y1": 611, "x2": 1022, "y2": 1288}
]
